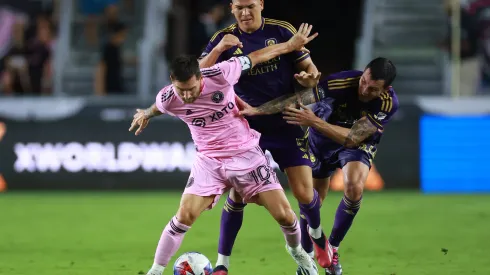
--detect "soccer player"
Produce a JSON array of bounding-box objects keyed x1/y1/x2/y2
[
  {"x1": 239, "y1": 57, "x2": 399, "y2": 275},
  {"x1": 129, "y1": 24, "x2": 320, "y2": 275},
  {"x1": 198, "y1": 1, "x2": 332, "y2": 272}
]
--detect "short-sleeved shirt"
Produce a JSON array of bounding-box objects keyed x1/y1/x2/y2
[
  {"x1": 309, "y1": 70, "x2": 399, "y2": 155},
  {"x1": 155, "y1": 56, "x2": 260, "y2": 158},
  {"x1": 199, "y1": 18, "x2": 310, "y2": 134}
]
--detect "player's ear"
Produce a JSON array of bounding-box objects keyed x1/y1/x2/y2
[{"x1": 260, "y1": 0, "x2": 264, "y2": 10}]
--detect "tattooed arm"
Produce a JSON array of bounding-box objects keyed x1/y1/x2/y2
[
  {"x1": 251, "y1": 87, "x2": 318, "y2": 115},
  {"x1": 129, "y1": 104, "x2": 163, "y2": 136},
  {"x1": 310, "y1": 116, "x2": 378, "y2": 148}
]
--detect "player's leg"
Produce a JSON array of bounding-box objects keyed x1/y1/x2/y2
[
  {"x1": 214, "y1": 188, "x2": 246, "y2": 272},
  {"x1": 326, "y1": 151, "x2": 371, "y2": 275},
  {"x1": 228, "y1": 147, "x2": 318, "y2": 275},
  {"x1": 268, "y1": 130, "x2": 332, "y2": 268},
  {"x1": 148, "y1": 153, "x2": 227, "y2": 275},
  {"x1": 255, "y1": 190, "x2": 318, "y2": 275},
  {"x1": 329, "y1": 161, "x2": 368, "y2": 248},
  {"x1": 147, "y1": 194, "x2": 216, "y2": 275}
]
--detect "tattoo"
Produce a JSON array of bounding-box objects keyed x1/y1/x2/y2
[
  {"x1": 255, "y1": 87, "x2": 317, "y2": 115},
  {"x1": 344, "y1": 117, "x2": 378, "y2": 147},
  {"x1": 144, "y1": 104, "x2": 161, "y2": 119}
]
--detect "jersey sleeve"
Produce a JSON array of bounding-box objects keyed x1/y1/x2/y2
[
  {"x1": 214, "y1": 56, "x2": 252, "y2": 86},
  {"x1": 276, "y1": 22, "x2": 310, "y2": 63},
  {"x1": 155, "y1": 86, "x2": 174, "y2": 114},
  {"x1": 198, "y1": 31, "x2": 227, "y2": 63},
  {"x1": 366, "y1": 91, "x2": 399, "y2": 130}
]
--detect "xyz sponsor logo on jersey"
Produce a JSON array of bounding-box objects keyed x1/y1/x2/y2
[{"x1": 191, "y1": 101, "x2": 235, "y2": 127}]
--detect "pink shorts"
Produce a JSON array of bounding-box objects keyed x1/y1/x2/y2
[{"x1": 183, "y1": 146, "x2": 283, "y2": 209}]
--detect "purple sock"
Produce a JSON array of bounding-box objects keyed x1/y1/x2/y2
[
  {"x1": 300, "y1": 214, "x2": 313, "y2": 253},
  {"x1": 298, "y1": 189, "x2": 322, "y2": 229},
  {"x1": 218, "y1": 196, "x2": 246, "y2": 256},
  {"x1": 328, "y1": 195, "x2": 362, "y2": 247}
]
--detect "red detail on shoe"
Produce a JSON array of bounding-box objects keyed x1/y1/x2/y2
[{"x1": 310, "y1": 236, "x2": 333, "y2": 268}]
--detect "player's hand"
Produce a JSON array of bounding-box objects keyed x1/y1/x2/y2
[
  {"x1": 283, "y1": 102, "x2": 320, "y2": 126},
  {"x1": 295, "y1": 71, "x2": 321, "y2": 88},
  {"x1": 216, "y1": 34, "x2": 243, "y2": 53},
  {"x1": 235, "y1": 95, "x2": 261, "y2": 116},
  {"x1": 129, "y1": 108, "x2": 150, "y2": 136},
  {"x1": 287, "y1": 23, "x2": 318, "y2": 53}
]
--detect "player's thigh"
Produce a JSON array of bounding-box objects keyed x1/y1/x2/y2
[
  {"x1": 183, "y1": 153, "x2": 228, "y2": 213},
  {"x1": 226, "y1": 147, "x2": 284, "y2": 205},
  {"x1": 177, "y1": 194, "x2": 217, "y2": 226},
  {"x1": 256, "y1": 189, "x2": 296, "y2": 226},
  {"x1": 313, "y1": 177, "x2": 330, "y2": 203},
  {"x1": 284, "y1": 165, "x2": 314, "y2": 203}
]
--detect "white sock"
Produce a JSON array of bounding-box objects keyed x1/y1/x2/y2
[
  {"x1": 148, "y1": 263, "x2": 165, "y2": 275},
  {"x1": 307, "y1": 251, "x2": 315, "y2": 258},
  {"x1": 308, "y1": 225, "x2": 323, "y2": 239},
  {"x1": 216, "y1": 254, "x2": 230, "y2": 269},
  {"x1": 333, "y1": 246, "x2": 339, "y2": 251},
  {"x1": 288, "y1": 244, "x2": 302, "y2": 254}
]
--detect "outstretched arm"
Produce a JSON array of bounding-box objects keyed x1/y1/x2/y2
[
  {"x1": 254, "y1": 87, "x2": 318, "y2": 115},
  {"x1": 310, "y1": 116, "x2": 378, "y2": 148},
  {"x1": 129, "y1": 104, "x2": 163, "y2": 136},
  {"x1": 246, "y1": 23, "x2": 318, "y2": 70},
  {"x1": 239, "y1": 83, "x2": 322, "y2": 116},
  {"x1": 283, "y1": 103, "x2": 378, "y2": 148}
]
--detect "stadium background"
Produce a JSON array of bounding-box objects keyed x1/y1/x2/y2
[{"x1": 0, "y1": 1, "x2": 489, "y2": 275}]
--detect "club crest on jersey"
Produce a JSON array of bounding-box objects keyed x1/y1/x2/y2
[
  {"x1": 374, "y1": 112, "x2": 387, "y2": 121},
  {"x1": 212, "y1": 91, "x2": 224, "y2": 103},
  {"x1": 265, "y1": 38, "x2": 277, "y2": 47}
]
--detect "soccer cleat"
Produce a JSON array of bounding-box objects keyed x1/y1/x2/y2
[
  {"x1": 146, "y1": 270, "x2": 162, "y2": 275},
  {"x1": 212, "y1": 265, "x2": 228, "y2": 275},
  {"x1": 309, "y1": 231, "x2": 333, "y2": 268},
  {"x1": 286, "y1": 245, "x2": 319, "y2": 275},
  {"x1": 325, "y1": 249, "x2": 342, "y2": 275}
]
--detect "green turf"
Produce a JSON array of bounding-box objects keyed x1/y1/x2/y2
[{"x1": 0, "y1": 191, "x2": 488, "y2": 275}]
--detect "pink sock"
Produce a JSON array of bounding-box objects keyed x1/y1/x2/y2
[
  {"x1": 154, "y1": 216, "x2": 191, "y2": 266},
  {"x1": 280, "y1": 218, "x2": 301, "y2": 248}
]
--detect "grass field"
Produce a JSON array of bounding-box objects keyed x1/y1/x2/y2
[{"x1": 0, "y1": 191, "x2": 489, "y2": 275}]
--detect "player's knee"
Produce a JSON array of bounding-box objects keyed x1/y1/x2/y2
[
  {"x1": 344, "y1": 180, "x2": 363, "y2": 201},
  {"x1": 176, "y1": 205, "x2": 200, "y2": 226},
  {"x1": 290, "y1": 181, "x2": 314, "y2": 204}
]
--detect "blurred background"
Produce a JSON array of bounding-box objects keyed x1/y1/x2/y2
[
  {"x1": 0, "y1": 1, "x2": 489, "y2": 275},
  {"x1": 0, "y1": 0, "x2": 488, "y2": 193}
]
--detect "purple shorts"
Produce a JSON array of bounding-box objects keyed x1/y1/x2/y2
[
  {"x1": 308, "y1": 130, "x2": 375, "y2": 179},
  {"x1": 259, "y1": 126, "x2": 313, "y2": 172}
]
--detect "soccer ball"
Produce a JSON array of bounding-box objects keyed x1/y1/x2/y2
[{"x1": 173, "y1": 252, "x2": 213, "y2": 275}]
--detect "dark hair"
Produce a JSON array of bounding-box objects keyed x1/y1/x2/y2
[
  {"x1": 169, "y1": 55, "x2": 201, "y2": 82},
  {"x1": 365, "y1": 57, "x2": 397, "y2": 88}
]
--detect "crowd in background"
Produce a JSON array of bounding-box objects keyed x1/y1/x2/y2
[
  {"x1": 9, "y1": 0, "x2": 488, "y2": 96},
  {"x1": 0, "y1": 0, "x2": 57, "y2": 95},
  {"x1": 442, "y1": 0, "x2": 490, "y2": 95}
]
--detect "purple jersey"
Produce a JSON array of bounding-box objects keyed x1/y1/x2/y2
[
  {"x1": 199, "y1": 18, "x2": 310, "y2": 134},
  {"x1": 310, "y1": 70, "x2": 399, "y2": 148}
]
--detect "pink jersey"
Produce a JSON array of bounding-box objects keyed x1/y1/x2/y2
[{"x1": 155, "y1": 57, "x2": 260, "y2": 158}]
